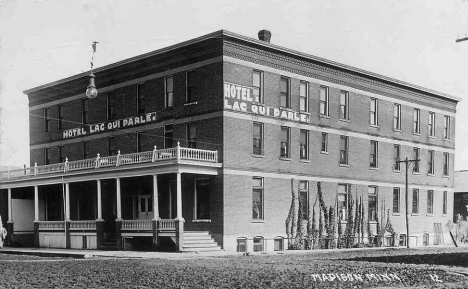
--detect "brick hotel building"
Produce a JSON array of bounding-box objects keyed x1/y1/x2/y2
[{"x1": 0, "y1": 30, "x2": 460, "y2": 252}]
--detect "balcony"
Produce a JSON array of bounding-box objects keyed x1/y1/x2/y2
[{"x1": 0, "y1": 143, "x2": 219, "y2": 182}]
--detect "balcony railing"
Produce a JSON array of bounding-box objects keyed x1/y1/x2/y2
[
  {"x1": 37, "y1": 221, "x2": 66, "y2": 231},
  {"x1": 70, "y1": 220, "x2": 97, "y2": 230},
  {"x1": 121, "y1": 220, "x2": 153, "y2": 231},
  {"x1": 158, "y1": 219, "x2": 176, "y2": 231},
  {"x1": 1, "y1": 143, "x2": 218, "y2": 181}
]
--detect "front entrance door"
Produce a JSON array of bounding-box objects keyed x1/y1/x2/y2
[{"x1": 138, "y1": 195, "x2": 154, "y2": 220}]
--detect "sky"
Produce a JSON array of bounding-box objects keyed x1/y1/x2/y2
[{"x1": 0, "y1": 0, "x2": 468, "y2": 170}]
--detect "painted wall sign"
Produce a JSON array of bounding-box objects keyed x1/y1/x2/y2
[
  {"x1": 62, "y1": 112, "x2": 157, "y2": 139},
  {"x1": 224, "y1": 83, "x2": 311, "y2": 123}
]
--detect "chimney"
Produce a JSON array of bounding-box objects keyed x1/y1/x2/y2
[{"x1": 258, "y1": 30, "x2": 272, "y2": 43}]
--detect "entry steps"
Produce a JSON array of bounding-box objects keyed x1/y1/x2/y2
[{"x1": 182, "y1": 231, "x2": 222, "y2": 252}]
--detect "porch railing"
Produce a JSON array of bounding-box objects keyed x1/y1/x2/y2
[
  {"x1": 158, "y1": 219, "x2": 176, "y2": 231},
  {"x1": 37, "y1": 221, "x2": 66, "y2": 231},
  {"x1": 1, "y1": 143, "x2": 218, "y2": 181},
  {"x1": 70, "y1": 220, "x2": 97, "y2": 230},
  {"x1": 121, "y1": 220, "x2": 153, "y2": 231}
]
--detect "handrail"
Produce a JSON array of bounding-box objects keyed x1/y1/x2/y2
[
  {"x1": 69, "y1": 220, "x2": 97, "y2": 230},
  {"x1": 121, "y1": 219, "x2": 152, "y2": 230},
  {"x1": 37, "y1": 221, "x2": 66, "y2": 230},
  {"x1": 158, "y1": 219, "x2": 176, "y2": 231},
  {"x1": 0, "y1": 144, "x2": 218, "y2": 181}
]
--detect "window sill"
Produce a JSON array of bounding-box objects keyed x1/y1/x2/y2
[
  {"x1": 299, "y1": 111, "x2": 311, "y2": 115},
  {"x1": 368, "y1": 221, "x2": 377, "y2": 224},
  {"x1": 279, "y1": 157, "x2": 292, "y2": 161},
  {"x1": 339, "y1": 163, "x2": 349, "y2": 168},
  {"x1": 412, "y1": 171, "x2": 420, "y2": 175},
  {"x1": 369, "y1": 166, "x2": 379, "y2": 171},
  {"x1": 370, "y1": 124, "x2": 379, "y2": 128},
  {"x1": 428, "y1": 136, "x2": 436, "y2": 139},
  {"x1": 252, "y1": 220, "x2": 265, "y2": 223},
  {"x1": 426, "y1": 214, "x2": 434, "y2": 217},
  {"x1": 184, "y1": 101, "x2": 198, "y2": 106},
  {"x1": 252, "y1": 154, "x2": 265, "y2": 158},
  {"x1": 393, "y1": 213, "x2": 401, "y2": 216},
  {"x1": 280, "y1": 107, "x2": 292, "y2": 111},
  {"x1": 299, "y1": 159, "x2": 310, "y2": 163},
  {"x1": 393, "y1": 129, "x2": 402, "y2": 133},
  {"x1": 192, "y1": 219, "x2": 211, "y2": 223},
  {"x1": 427, "y1": 173, "x2": 435, "y2": 177},
  {"x1": 411, "y1": 213, "x2": 419, "y2": 216},
  {"x1": 339, "y1": 118, "x2": 350, "y2": 123},
  {"x1": 413, "y1": 132, "x2": 421, "y2": 136},
  {"x1": 442, "y1": 175, "x2": 449, "y2": 178},
  {"x1": 444, "y1": 138, "x2": 451, "y2": 142},
  {"x1": 393, "y1": 170, "x2": 401, "y2": 173},
  {"x1": 320, "y1": 151, "x2": 329, "y2": 155},
  {"x1": 319, "y1": 114, "x2": 330, "y2": 119},
  {"x1": 162, "y1": 107, "x2": 174, "y2": 111}
]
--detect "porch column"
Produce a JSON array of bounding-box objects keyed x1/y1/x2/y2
[
  {"x1": 175, "y1": 172, "x2": 184, "y2": 252},
  {"x1": 65, "y1": 182, "x2": 70, "y2": 249},
  {"x1": 7, "y1": 188, "x2": 12, "y2": 222},
  {"x1": 152, "y1": 175, "x2": 160, "y2": 251},
  {"x1": 7, "y1": 188, "x2": 13, "y2": 246},
  {"x1": 33, "y1": 185, "x2": 39, "y2": 247},
  {"x1": 115, "y1": 178, "x2": 122, "y2": 250},
  {"x1": 96, "y1": 179, "x2": 104, "y2": 249}
]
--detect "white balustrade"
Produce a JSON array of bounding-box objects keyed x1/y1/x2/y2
[
  {"x1": 158, "y1": 219, "x2": 176, "y2": 231},
  {"x1": 68, "y1": 159, "x2": 96, "y2": 171},
  {"x1": 38, "y1": 221, "x2": 66, "y2": 230},
  {"x1": 36, "y1": 163, "x2": 65, "y2": 175},
  {"x1": 121, "y1": 220, "x2": 152, "y2": 230},
  {"x1": 69, "y1": 220, "x2": 97, "y2": 230}
]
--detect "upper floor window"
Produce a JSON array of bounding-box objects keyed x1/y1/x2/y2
[
  {"x1": 299, "y1": 81, "x2": 309, "y2": 112},
  {"x1": 299, "y1": 181, "x2": 309, "y2": 219},
  {"x1": 137, "y1": 131, "x2": 144, "y2": 152},
  {"x1": 370, "y1": 140, "x2": 378, "y2": 168},
  {"x1": 280, "y1": 127, "x2": 290, "y2": 158},
  {"x1": 57, "y1": 105, "x2": 64, "y2": 131},
  {"x1": 164, "y1": 124, "x2": 174, "y2": 149},
  {"x1": 165, "y1": 76, "x2": 174, "y2": 108},
  {"x1": 253, "y1": 122, "x2": 263, "y2": 155},
  {"x1": 280, "y1": 77, "x2": 290, "y2": 108},
  {"x1": 393, "y1": 104, "x2": 401, "y2": 131},
  {"x1": 428, "y1": 150, "x2": 435, "y2": 175},
  {"x1": 107, "y1": 92, "x2": 115, "y2": 120},
  {"x1": 187, "y1": 123, "x2": 197, "y2": 148},
  {"x1": 319, "y1": 86, "x2": 329, "y2": 117},
  {"x1": 393, "y1": 187, "x2": 400, "y2": 214},
  {"x1": 428, "y1": 112, "x2": 435, "y2": 137},
  {"x1": 393, "y1": 145, "x2": 401, "y2": 171},
  {"x1": 321, "y1": 133, "x2": 328, "y2": 153},
  {"x1": 44, "y1": 108, "x2": 50, "y2": 132},
  {"x1": 137, "y1": 83, "x2": 145, "y2": 114},
  {"x1": 413, "y1": 108, "x2": 420, "y2": 134},
  {"x1": 108, "y1": 137, "x2": 116, "y2": 156},
  {"x1": 413, "y1": 148, "x2": 420, "y2": 173},
  {"x1": 444, "y1": 115, "x2": 450, "y2": 140},
  {"x1": 82, "y1": 99, "x2": 89, "y2": 125},
  {"x1": 340, "y1": 91, "x2": 349, "y2": 120},
  {"x1": 83, "y1": 141, "x2": 89, "y2": 159},
  {"x1": 300, "y1": 130, "x2": 309, "y2": 160},
  {"x1": 443, "y1": 153, "x2": 449, "y2": 176},
  {"x1": 443, "y1": 191, "x2": 447, "y2": 215},
  {"x1": 252, "y1": 70, "x2": 263, "y2": 103},
  {"x1": 370, "y1": 98, "x2": 378, "y2": 126},
  {"x1": 337, "y1": 184, "x2": 349, "y2": 220},
  {"x1": 339, "y1": 136, "x2": 349, "y2": 165},
  {"x1": 58, "y1": 146, "x2": 65, "y2": 163},
  {"x1": 368, "y1": 186, "x2": 377, "y2": 221},
  {"x1": 427, "y1": 190, "x2": 434, "y2": 214},
  {"x1": 252, "y1": 177, "x2": 264, "y2": 220},
  {"x1": 186, "y1": 70, "x2": 197, "y2": 103},
  {"x1": 44, "y1": 147, "x2": 50, "y2": 165},
  {"x1": 412, "y1": 189, "x2": 419, "y2": 214}
]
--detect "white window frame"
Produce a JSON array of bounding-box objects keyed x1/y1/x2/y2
[
  {"x1": 413, "y1": 108, "x2": 420, "y2": 134},
  {"x1": 299, "y1": 81, "x2": 309, "y2": 112},
  {"x1": 299, "y1": 129, "x2": 309, "y2": 160},
  {"x1": 319, "y1": 86, "x2": 329, "y2": 117},
  {"x1": 444, "y1": 115, "x2": 450, "y2": 140},
  {"x1": 370, "y1": 98, "x2": 378, "y2": 126},
  {"x1": 393, "y1": 103, "x2": 401, "y2": 131},
  {"x1": 393, "y1": 187, "x2": 400, "y2": 214},
  {"x1": 165, "y1": 76, "x2": 174, "y2": 108},
  {"x1": 428, "y1": 112, "x2": 435, "y2": 137}
]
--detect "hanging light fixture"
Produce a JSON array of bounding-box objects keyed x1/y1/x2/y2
[{"x1": 86, "y1": 41, "x2": 99, "y2": 99}]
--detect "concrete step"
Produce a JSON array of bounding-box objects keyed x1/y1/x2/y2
[
  {"x1": 184, "y1": 239, "x2": 216, "y2": 244},
  {"x1": 183, "y1": 243, "x2": 219, "y2": 248},
  {"x1": 184, "y1": 235, "x2": 213, "y2": 241},
  {"x1": 184, "y1": 231, "x2": 210, "y2": 236},
  {"x1": 181, "y1": 246, "x2": 222, "y2": 252}
]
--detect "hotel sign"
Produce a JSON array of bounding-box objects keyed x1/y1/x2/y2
[
  {"x1": 62, "y1": 112, "x2": 157, "y2": 139},
  {"x1": 224, "y1": 83, "x2": 311, "y2": 123}
]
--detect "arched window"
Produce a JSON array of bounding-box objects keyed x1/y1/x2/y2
[
  {"x1": 237, "y1": 237, "x2": 247, "y2": 252},
  {"x1": 253, "y1": 236, "x2": 264, "y2": 252}
]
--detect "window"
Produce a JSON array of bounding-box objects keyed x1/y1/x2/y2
[
  {"x1": 299, "y1": 181, "x2": 309, "y2": 219},
  {"x1": 412, "y1": 189, "x2": 419, "y2": 214},
  {"x1": 44, "y1": 108, "x2": 50, "y2": 132},
  {"x1": 164, "y1": 124, "x2": 174, "y2": 149},
  {"x1": 253, "y1": 236, "x2": 264, "y2": 252},
  {"x1": 319, "y1": 86, "x2": 329, "y2": 116},
  {"x1": 137, "y1": 83, "x2": 145, "y2": 114},
  {"x1": 337, "y1": 184, "x2": 349, "y2": 220},
  {"x1": 340, "y1": 91, "x2": 349, "y2": 120},
  {"x1": 44, "y1": 148, "x2": 50, "y2": 165},
  {"x1": 339, "y1": 136, "x2": 349, "y2": 165},
  {"x1": 443, "y1": 191, "x2": 447, "y2": 215},
  {"x1": 280, "y1": 77, "x2": 290, "y2": 108},
  {"x1": 428, "y1": 112, "x2": 435, "y2": 137},
  {"x1": 368, "y1": 186, "x2": 377, "y2": 221},
  {"x1": 274, "y1": 237, "x2": 284, "y2": 251},
  {"x1": 57, "y1": 105, "x2": 63, "y2": 130},
  {"x1": 428, "y1": 150, "x2": 435, "y2": 175},
  {"x1": 252, "y1": 70, "x2": 263, "y2": 103},
  {"x1": 187, "y1": 123, "x2": 197, "y2": 148},
  {"x1": 253, "y1": 122, "x2": 263, "y2": 155},
  {"x1": 108, "y1": 137, "x2": 116, "y2": 156},
  {"x1": 321, "y1": 133, "x2": 328, "y2": 153},
  {"x1": 280, "y1": 127, "x2": 290, "y2": 158},
  {"x1": 83, "y1": 142, "x2": 89, "y2": 159},
  {"x1": 393, "y1": 104, "x2": 401, "y2": 130},
  {"x1": 165, "y1": 76, "x2": 174, "y2": 108},
  {"x1": 299, "y1": 81, "x2": 309, "y2": 112},
  {"x1": 82, "y1": 99, "x2": 88, "y2": 125},
  {"x1": 370, "y1": 140, "x2": 378, "y2": 168},
  {"x1": 413, "y1": 108, "x2": 420, "y2": 134},
  {"x1": 427, "y1": 190, "x2": 434, "y2": 214},
  {"x1": 370, "y1": 98, "x2": 378, "y2": 126},
  {"x1": 393, "y1": 145, "x2": 401, "y2": 171},
  {"x1": 237, "y1": 238, "x2": 247, "y2": 252},
  {"x1": 58, "y1": 146, "x2": 65, "y2": 163},
  {"x1": 299, "y1": 130, "x2": 309, "y2": 160},
  {"x1": 186, "y1": 70, "x2": 197, "y2": 103},
  {"x1": 443, "y1": 153, "x2": 449, "y2": 176},
  {"x1": 444, "y1": 115, "x2": 450, "y2": 140},
  {"x1": 413, "y1": 148, "x2": 420, "y2": 173},
  {"x1": 195, "y1": 179, "x2": 210, "y2": 220},
  {"x1": 252, "y1": 177, "x2": 263, "y2": 220},
  {"x1": 393, "y1": 188, "x2": 400, "y2": 213},
  {"x1": 107, "y1": 92, "x2": 115, "y2": 120},
  {"x1": 137, "y1": 132, "x2": 144, "y2": 152}
]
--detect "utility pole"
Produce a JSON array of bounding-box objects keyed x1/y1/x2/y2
[{"x1": 396, "y1": 157, "x2": 420, "y2": 248}]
